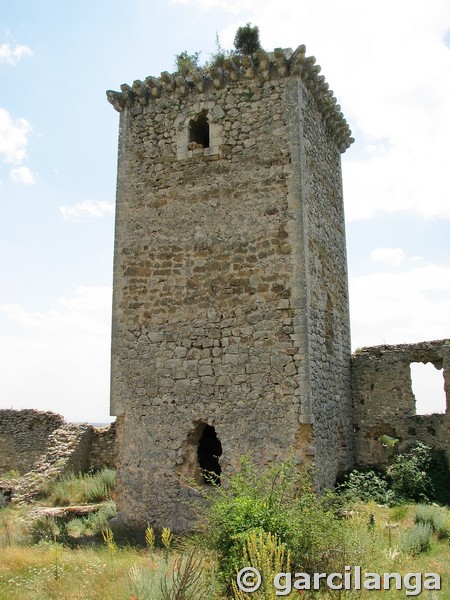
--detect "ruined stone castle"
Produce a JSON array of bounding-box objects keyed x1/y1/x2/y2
[
  {"x1": 106, "y1": 45, "x2": 355, "y2": 531},
  {"x1": 103, "y1": 45, "x2": 448, "y2": 531},
  {"x1": 1, "y1": 45, "x2": 448, "y2": 531}
]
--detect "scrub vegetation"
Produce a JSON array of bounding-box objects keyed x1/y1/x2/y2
[{"x1": 0, "y1": 455, "x2": 449, "y2": 599}]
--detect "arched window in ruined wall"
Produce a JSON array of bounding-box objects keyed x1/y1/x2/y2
[
  {"x1": 188, "y1": 110, "x2": 210, "y2": 149},
  {"x1": 175, "y1": 105, "x2": 223, "y2": 160}
]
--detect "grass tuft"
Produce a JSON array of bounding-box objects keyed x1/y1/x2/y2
[{"x1": 47, "y1": 468, "x2": 115, "y2": 506}]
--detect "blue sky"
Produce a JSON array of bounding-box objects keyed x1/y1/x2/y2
[{"x1": 1, "y1": 0, "x2": 449, "y2": 422}]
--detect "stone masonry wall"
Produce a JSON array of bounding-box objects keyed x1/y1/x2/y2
[
  {"x1": 0, "y1": 410, "x2": 64, "y2": 474},
  {"x1": 12, "y1": 423, "x2": 93, "y2": 504},
  {"x1": 0, "y1": 410, "x2": 117, "y2": 479},
  {"x1": 302, "y1": 88, "x2": 353, "y2": 480},
  {"x1": 90, "y1": 422, "x2": 117, "y2": 470},
  {"x1": 109, "y1": 46, "x2": 354, "y2": 530},
  {"x1": 352, "y1": 340, "x2": 450, "y2": 467}
]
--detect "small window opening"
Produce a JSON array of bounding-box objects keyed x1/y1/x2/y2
[
  {"x1": 189, "y1": 111, "x2": 210, "y2": 149},
  {"x1": 197, "y1": 424, "x2": 222, "y2": 485},
  {"x1": 410, "y1": 362, "x2": 446, "y2": 415}
]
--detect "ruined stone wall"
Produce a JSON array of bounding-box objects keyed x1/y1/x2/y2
[
  {"x1": 109, "y1": 47, "x2": 353, "y2": 530},
  {"x1": 90, "y1": 423, "x2": 117, "y2": 470},
  {"x1": 0, "y1": 410, "x2": 117, "y2": 478},
  {"x1": 0, "y1": 409, "x2": 64, "y2": 474},
  {"x1": 351, "y1": 340, "x2": 449, "y2": 467}
]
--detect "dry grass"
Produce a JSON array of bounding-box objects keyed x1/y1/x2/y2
[
  {"x1": 0, "y1": 545, "x2": 222, "y2": 600},
  {"x1": 0, "y1": 502, "x2": 448, "y2": 598},
  {"x1": 0, "y1": 545, "x2": 144, "y2": 599}
]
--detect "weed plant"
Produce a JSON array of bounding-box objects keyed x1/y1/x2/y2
[
  {"x1": 231, "y1": 530, "x2": 290, "y2": 600},
  {"x1": 390, "y1": 504, "x2": 409, "y2": 522},
  {"x1": 0, "y1": 506, "x2": 29, "y2": 547}
]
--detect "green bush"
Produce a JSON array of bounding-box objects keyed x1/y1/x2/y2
[
  {"x1": 387, "y1": 442, "x2": 433, "y2": 503},
  {"x1": 233, "y1": 23, "x2": 261, "y2": 55},
  {"x1": 87, "y1": 500, "x2": 116, "y2": 530},
  {"x1": 201, "y1": 458, "x2": 344, "y2": 589},
  {"x1": 401, "y1": 522, "x2": 433, "y2": 555},
  {"x1": 338, "y1": 469, "x2": 395, "y2": 505},
  {"x1": 86, "y1": 468, "x2": 116, "y2": 503},
  {"x1": 415, "y1": 504, "x2": 449, "y2": 539},
  {"x1": 428, "y1": 449, "x2": 450, "y2": 505},
  {"x1": 174, "y1": 51, "x2": 201, "y2": 76}
]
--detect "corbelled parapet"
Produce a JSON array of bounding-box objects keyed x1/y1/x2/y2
[{"x1": 106, "y1": 46, "x2": 354, "y2": 153}]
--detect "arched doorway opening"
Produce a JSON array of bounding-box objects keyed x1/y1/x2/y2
[{"x1": 197, "y1": 424, "x2": 222, "y2": 485}]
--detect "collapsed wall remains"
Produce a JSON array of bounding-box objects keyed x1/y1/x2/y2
[{"x1": 352, "y1": 339, "x2": 449, "y2": 467}]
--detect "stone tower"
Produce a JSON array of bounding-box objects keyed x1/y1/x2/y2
[{"x1": 107, "y1": 45, "x2": 354, "y2": 531}]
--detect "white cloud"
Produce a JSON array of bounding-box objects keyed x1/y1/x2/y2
[
  {"x1": 0, "y1": 42, "x2": 32, "y2": 65},
  {"x1": 0, "y1": 287, "x2": 113, "y2": 423},
  {"x1": 349, "y1": 263, "x2": 450, "y2": 349},
  {"x1": 59, "y1": 199, "x2": 115, "y2": 221},
  {"x1": 0, "y1": 107, "x2": 32, "y2": 164},
  {"x1": 173, "y1": 0, "x2": 450, "y2": 221},
  {"x1": 370, "y1": 248, "x2": 406, "y2": 268},
  {"x1": 9, "y1": 165, "x2": 35, "y2": 185}
]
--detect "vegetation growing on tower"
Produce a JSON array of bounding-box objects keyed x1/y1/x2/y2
[{"x1": 175, "y1": 23, "x2": 262, "y2": 76}]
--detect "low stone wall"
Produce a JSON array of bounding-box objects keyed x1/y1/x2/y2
[
  {"x1": 352, "y1": 339, "x2": 450, "y2": 467},
  {"x1": 0, "y1": 410, "x2": 117, "y2": 479},
  {"x1": 12, "y1": 423, "x2": 94, "y2": 504},
  {"x1": 0, "y1": 409, "x2": 65, "y2": 474}
]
